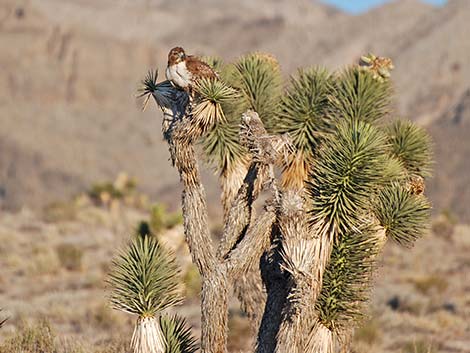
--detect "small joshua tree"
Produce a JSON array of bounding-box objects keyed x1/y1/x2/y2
[
  {"x1": 107, "y1": 235, "x2": 197, "y2": 353},
  {"x1": 117, "y1": 51, "x2": 432, "y2": 353}
]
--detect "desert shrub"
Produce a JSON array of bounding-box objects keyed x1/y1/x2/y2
[
  {"x1": 0, "y1": 320, "x2": 55, "y2": 353},
  {"x1": 88, "y1": 173, "x2": 137, "y2": 206},
  {"x1": 87, "y1": 304, "x2": 122, "y2": 331},
  {"x1": 354, "y1": 319, "x2": 381, "y2": 345},
  {"x1": 402, "y1": 340, "x2": 436, "y2": 353},
  {"x1": 42, "y1": 201, "x2": 77, "y2": 223},
  {"x1": 412, "y1": 275, "x2": 448, "y2": 296},
  {"x1": 56, "y1": 243, "x2": 83, "y2": 271},
  {"x1": 28, "y1": 248, "x2": 61, "y2": 276},
  {"x1": 149, "y1": 204, "x2": 183, "y2": 235},
  {"x1": 182, "y1": 264, "x2": 201, "y2": 298}
]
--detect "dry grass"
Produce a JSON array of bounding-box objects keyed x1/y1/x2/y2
[
  {"x1": 0, "y1": 319, "x2": 84, "y2": 353},
  {"x1": 0, "y1": 198, "x2": 468, "y2": 352},
  {"x1": 411, "y1": 275, "x2": 448, "y2": 296},
  {"x1": 354, "y1": 319, "x2": 382, "y2": 345},
  {"x1": 56, "y1": 243, "x2": 83, "y2": 271},
  {"x1": 402, "y1": 340, "x2": 436, "y2": 353}
]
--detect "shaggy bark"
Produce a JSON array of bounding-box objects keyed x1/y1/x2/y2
[
  {"x1": 274, "y1": 191, "x2": 313, "y2": 353},
  {"x1": 160, "y1": 96, "x2": 280, "y2": 353},
  {"x1": 215, "y1": 112, "x2": 280, "y2": 335},
  {"x1": 164, "y1": 111, "x2": 226, "y2": 353},
  {"x1": 220, "y1": 163, "x2": 248, "y2": 221},
  {"x1": 233, "y1": 267, "x2": 267, "y2": 332}
]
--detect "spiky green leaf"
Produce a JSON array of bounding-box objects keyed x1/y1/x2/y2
[
  {"x1": 228, "y1": 52, "x2": 283, "y2": 125},
  {"x1": 273, "y1": 67, "x2": 335, "y2": 155},
  {"x1": 191, "y1": 78, "x2": 239, "y2": 134},
  {"x1": 160, "y1": 315, "x2": 198, "y2": 353},
  {"x1": 373, "y1": 182, "x2": 431, "y2": 247},
  {"x1": 107, "y1": 235, "x2": 182, "y2": 317},
  {"x1": 385, "y1": 120, "x2": 433, "y2": 177},
  {"x1": 307, "y1": 120, "x2": 392, "y2": 236},
  {"x1": 316, "y1": 226, "x2": 379, "y2": 331},
  {"x1": 200, "y1": 118, "x2": 248, "y2": 174},
  {"x1": 330, "y1": 67, "x2": 392, "y2": 123},
  {"x1": 272, "y1": 67, "x2": 335, "y2": 189},
  {"x1": 194, "y1": 78, "x2": 239, "y2": 105}
]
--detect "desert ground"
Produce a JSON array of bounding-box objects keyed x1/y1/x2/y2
[
  {"x1": 1, "y1": 0, "x2": 470, "y2": 352},
  {"x1": 0, "y1": 188, "x2": 469, "y2": 352}
]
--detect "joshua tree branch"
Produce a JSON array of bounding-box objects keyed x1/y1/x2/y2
[
  {"x1": 225, "y1": 199, "x2": 277, "y2": 278},
  {"x1": 215, "y1": 111, "x2": 282, "y2": 335},
  {"x1": 161, "y1": 97, "x2": 229, "y2": 352},
  {"x1": 217, "y1": 110, "x2": 278, "y2": 259},
  {"x1": 163, "y1": 108, "x2": 217, "y2": 275},
  {"x1": 216, "y1": 164, "x2": 259, "y2": 260},
  {"x1": 234, "y1": 266, "x2": 267, "y2": 332}
]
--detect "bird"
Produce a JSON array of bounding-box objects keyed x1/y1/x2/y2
[{"x1": 165, "y1": 47, "x2": 218, "y2": 92}]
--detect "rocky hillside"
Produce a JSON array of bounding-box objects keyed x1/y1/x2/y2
[{"x1": 1, "y1": 0, "x2": 469, "y2": 221}]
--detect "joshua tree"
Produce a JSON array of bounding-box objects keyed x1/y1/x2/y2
[
  {"x1": 115, "y1": 51, "x2": 431, "y2": 353},
  {"x1": 107, "y1": 235, "x2": 197, "y2": 353}
]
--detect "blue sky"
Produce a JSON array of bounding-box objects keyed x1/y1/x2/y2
[{"x1": 321, "y1": 0, "x2": 447, "y2": 14}]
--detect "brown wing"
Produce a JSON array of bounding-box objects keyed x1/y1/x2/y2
[{"x1": 186, "y1": 56, "x2": 219, "y2": 80}]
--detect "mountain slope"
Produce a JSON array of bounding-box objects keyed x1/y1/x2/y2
[{"x1": 1, "y1": 0, "x2": 469, "y2": 221}]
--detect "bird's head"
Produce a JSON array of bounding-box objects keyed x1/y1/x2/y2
[{"x1": 168, "y1": 47, "x2": 186, "y2": 65}]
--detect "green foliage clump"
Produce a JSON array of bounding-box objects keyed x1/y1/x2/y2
[
  {"x1": 271, "y1": 67, "x2": 334, "y2": 188},
  {"x1": 373, "y1": 182, "x2": 431, "y2": 247},
  {"x1": 199, "y1": 52, "x2": 283, "y2": 176},
  {"x1": 385, "y1": 119, "x2": 433, "y2": 177},
  {"x1": 88, "y1": 173, "x2": 137, "y2": 205},
  {"x1": 228, "y1": 52, "x2": 283, "y2": 124},
  {"x1": 136, "y1": 203, "x2": 183, "y2": 238},
  {"x1": 273, "y1": 67, "x2": 334, "y2": 153},
  {"x1": 200, "y1": 118, "x2": 248, "y2": 176},
  {"x1": 316, "y1": 226, "x2": 379, "y2": 330},
  {"x1": 160, "y1": 315, "x2": 198, "y2": 353},
  {"x1": 307, "y1": 120, "x2": 397, "y2": 236},
  {"x1": 330, "y1": 67, "x2": 392, "y2": 123},
  {"x1": 191, "y1": 78, "x2": 239, "y2": 135},
  {"x1": 107, "y1": 235, "x2": 181, "y2": 317}
]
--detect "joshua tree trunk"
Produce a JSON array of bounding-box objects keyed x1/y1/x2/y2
[{"x1": 161, "y1": 95, "x2": 281, "y2": 353}]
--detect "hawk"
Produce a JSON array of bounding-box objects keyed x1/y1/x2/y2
[{"x1": 165, "y1": 47, "x2": 218, "y2": 91}]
